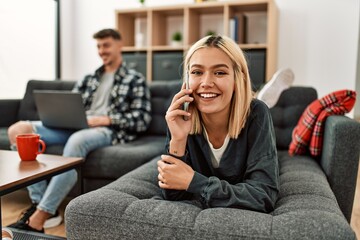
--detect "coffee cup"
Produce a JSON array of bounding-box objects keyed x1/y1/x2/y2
[{"x1": 16, "y1": 134, "x2": 46, "y2": 161}]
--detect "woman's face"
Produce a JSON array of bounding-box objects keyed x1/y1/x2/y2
[{"x1": 188, "y1": 47, "x2": 235, "y2": 117}]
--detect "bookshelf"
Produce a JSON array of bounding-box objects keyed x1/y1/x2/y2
[{"x1": 116, "y1": 0, "x2": 278, "y2": 87}]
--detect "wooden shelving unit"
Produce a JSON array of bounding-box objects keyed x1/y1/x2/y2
[{"x1": 116, "y1": 0, "x2": 278, "y2": 85}]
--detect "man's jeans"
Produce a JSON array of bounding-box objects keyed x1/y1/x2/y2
[{"x1": 27, "y1": 121, "x2": 113, "y2": 215}]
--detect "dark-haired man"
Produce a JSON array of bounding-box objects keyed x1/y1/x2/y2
[{"x1": 7, "y1": 29, "x2": 152, "y2": 232}]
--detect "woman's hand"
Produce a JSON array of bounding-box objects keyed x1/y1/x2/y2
[
  {"x1": 165, "y1": 84, "x2": 194, "y2": 142},
  {"x1": 157, "y1": 155, "x2": 195, "y2": 190}
]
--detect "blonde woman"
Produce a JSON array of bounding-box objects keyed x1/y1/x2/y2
[{"x1": 157, "y1": 35, "x2": 279, "y2": 212}]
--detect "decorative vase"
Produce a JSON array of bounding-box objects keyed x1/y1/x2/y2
[{"x1": 171, "y1": 40, "x2": 182, "y2": 47}]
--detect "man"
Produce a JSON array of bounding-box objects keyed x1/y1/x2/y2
[{"x1": 7, "y1": 29, "x2": 152, "y2": 232}]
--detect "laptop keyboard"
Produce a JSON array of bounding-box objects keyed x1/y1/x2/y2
[{"x1": 8, "y1": 227, "x2": 66, "y2": 240}]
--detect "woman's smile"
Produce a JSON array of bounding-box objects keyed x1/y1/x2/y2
[{"x1": 198, "y1": 92, "x2": 220, "y2": 99}]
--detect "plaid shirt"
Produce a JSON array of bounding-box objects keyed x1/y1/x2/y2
[
  {"x1": 73, "y1": 62, "x2": 152, "y2": 144},
  {"x1": 288, "y1": 89, "x2": 356, "y2": 157}
]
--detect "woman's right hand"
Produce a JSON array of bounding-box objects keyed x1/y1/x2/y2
[{"x1": 165, "y1": 84, "x2": 194, "y2": 142}]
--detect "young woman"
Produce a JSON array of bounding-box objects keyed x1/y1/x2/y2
[{"x1": 157, "y1": 35, "x2": 279, "y2": 212}]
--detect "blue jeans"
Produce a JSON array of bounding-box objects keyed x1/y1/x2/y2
[{"x1": 27, "y1": 121, "x2": 113, "y2": 214}]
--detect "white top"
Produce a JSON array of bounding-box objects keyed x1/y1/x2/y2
[{"x1": 203, "y1": 126, "x2": 230, "y2": 168}]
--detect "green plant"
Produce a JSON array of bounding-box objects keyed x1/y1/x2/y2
[
  {"x1": 139, "y1": 0, "x2": 145, "y2": 5},
  {"x1": 206, "y1": 30, "x2": 216, "y2": 36},
  {"x1": 172, "y1": 31, "x2": 182, "y2": 42}
]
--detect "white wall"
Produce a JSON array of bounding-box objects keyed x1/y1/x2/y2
[
  {"x1": 356, "y1": 2, "x2": 360, "y2": 119},
  {"x1": 63, "y1": 0, "x2": 359, "y2": 106},
  {"x1": 60, "y1": 0, "x2": 75, "y2": 80},
  {"x1": 1, "y1": 0, "x2": 359, "y2": 112},
  {"x1": 276, "y1": 0, "x2": 359, "y2": 100},
  {"x1": 0, "y1": 0, "x2": 56, "y2": 99}
]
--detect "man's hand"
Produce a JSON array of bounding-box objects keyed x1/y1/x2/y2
[
  {"x1": 157, "y1": 155, "x2": 194, "y2": 190},
  {"x1": 87, "y1": 116, "x2": 111, "y2": 127}
]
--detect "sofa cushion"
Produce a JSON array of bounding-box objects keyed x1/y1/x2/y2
[
  {"x1": 270, "y1": 87, "x2": 317, "y2": 150},
  {"x1": 0, "y1": 128, "x2": 10, "y2": 150},
  {"x1": 65, "y1": 150, "x2": 355, "y2": 239},
  {"x1": 275, "y1": 151, "x2": 341, "y2": 215},
  {"x1": 83, "y1": 135, "x2": 166, "y2": 180},
  {"x1": 45, "y1": 145, "x2": 65, "y2": 155},
  {"x1": 18, "y1": 80, "x2": 75, "y2": 121},
  {"x1": 0, "y1": 99, "x2": 20, "y2": 128}
]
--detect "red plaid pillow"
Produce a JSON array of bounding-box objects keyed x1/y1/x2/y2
[{"x1": 288, "y1": 89, "x2": 356, "y2": 157}]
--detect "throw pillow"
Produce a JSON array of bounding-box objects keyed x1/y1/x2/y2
[{"x1": 288, "y1": 89, "x2": 356, "y2": 157}]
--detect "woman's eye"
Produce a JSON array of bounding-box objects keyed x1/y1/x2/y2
[
  {"x1": 191, "y1": 71, "x2": 202, "y2": 76},
  {"x1": 215, "y1": 71, "x2": 226, "y2": 76}
]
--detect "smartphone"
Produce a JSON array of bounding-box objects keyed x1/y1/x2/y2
[{"x1": 183, "y1": 72, "x2": 190, "y2": 121}]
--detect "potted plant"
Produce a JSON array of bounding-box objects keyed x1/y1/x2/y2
[
  {"x1": 171, "y1": 31, "x2": 182, "y2": 47},
  {"x1": 206, "y1": 30, "x2": 216, "y2": 36}
]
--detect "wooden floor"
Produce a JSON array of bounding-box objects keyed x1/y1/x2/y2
[
  {"x1": 2, "y1": 167, "x2": 360, "y2": 239},
  {"x1": 1, "y1": 190, "x2": 69, "y2": 238}
]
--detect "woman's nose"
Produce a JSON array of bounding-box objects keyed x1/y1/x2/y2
[{"x1": 201, "y1": 73, "x2": 214, "y2": 87}]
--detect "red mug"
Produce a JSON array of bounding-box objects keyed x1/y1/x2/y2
[{"x1": 16, "y1": 134, "x2": 46, "y2": 161}]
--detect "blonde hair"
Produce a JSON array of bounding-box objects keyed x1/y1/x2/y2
[{"x1": 184, "y1": 35, "x2": 253, "y2": 138}]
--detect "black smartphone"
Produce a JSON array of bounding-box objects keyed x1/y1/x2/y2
[{"x1": 183, "y1": 72, "x2": 190, "y2": 121}]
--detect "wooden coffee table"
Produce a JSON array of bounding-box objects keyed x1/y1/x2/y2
[{"x1": 0, "y1": 150, "x2": 84, "y2": 239}]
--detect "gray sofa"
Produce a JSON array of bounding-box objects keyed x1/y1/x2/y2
[
  {"x1": 65, "y1": 87, "x2": 360, "y2": 239},
  {"x1": 0, "y1": 79, "x2": 181, "y2": 194}
]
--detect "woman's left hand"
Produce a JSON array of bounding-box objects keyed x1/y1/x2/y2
[{"x1": 157, "y1": 155, "x2": 195, "y2": 190}]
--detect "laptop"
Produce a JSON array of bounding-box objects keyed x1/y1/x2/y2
[{"x1": 33, "y1": 90, "x2": 89, "y2": 130}]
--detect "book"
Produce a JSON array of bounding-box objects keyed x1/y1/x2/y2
[{"x1": 229, "y1": 17, "x2": 238, "y2": 42}]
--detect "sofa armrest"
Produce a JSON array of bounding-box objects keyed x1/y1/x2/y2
[
  {"x1": 320, "y1": 115, "x2": 360, "y2": 223},
  {"x1": 0, "y1": 99, "x2": 20, "y2": 127}
]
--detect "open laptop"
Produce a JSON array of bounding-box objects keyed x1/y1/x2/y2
[{"x1": 33, "y1": 90, "x2": 89, "y2": 130}]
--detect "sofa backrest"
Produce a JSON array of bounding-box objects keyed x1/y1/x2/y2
[
  {"x1": 270, "y1": 86, "x2": 318, "y2": 150},
  {"x1": 18, "y1": 80, "x2": 75, "y2": 121},
  {"x1": 18, "y1": 79, "x2": 182, "y2": 136},
  {"x1": 146, "y1": 84, "x2": 319, "y2": 144},
  {"x1": 145, "y1": 80, "x2": 182, "y2": 135},
  {"x1": 18, "y1": 81, "x2": 318, "y2": 146}
]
